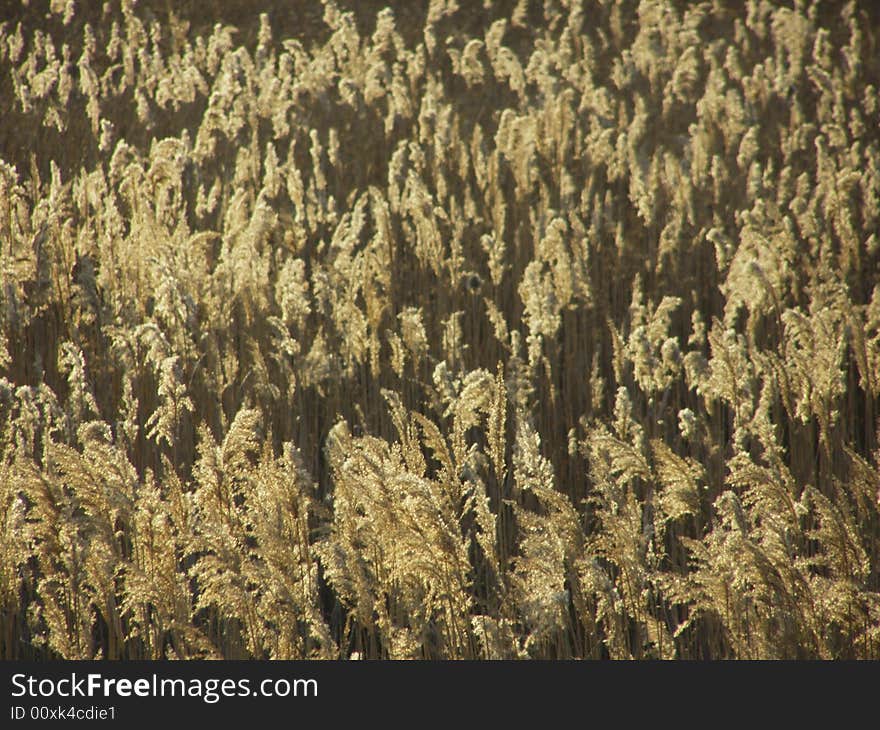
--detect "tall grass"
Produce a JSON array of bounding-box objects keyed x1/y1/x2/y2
[{"x1": 0, "y1": 0, "x2": 878, "y2": 659}]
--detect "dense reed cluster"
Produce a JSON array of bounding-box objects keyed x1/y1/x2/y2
[{"x1": 1, "y1": 0, "x2": 879, "y2": 659}]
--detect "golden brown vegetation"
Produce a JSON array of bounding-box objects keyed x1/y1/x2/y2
[{"x1": 1, "y1": 0, "x2": 879, "y2": 659}]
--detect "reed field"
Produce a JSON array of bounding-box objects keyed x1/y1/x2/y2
[{"x1": 0, "y1": 0, "x2": 878, "y2": 660}]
